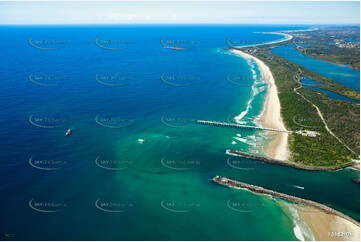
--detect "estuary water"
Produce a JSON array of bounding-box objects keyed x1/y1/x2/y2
[{"x1": 272, "y1": 45, "x2": 360, "y2": 91}]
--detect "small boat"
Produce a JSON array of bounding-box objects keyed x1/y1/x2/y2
[
  {"x1": 165, "y1": 46, "x2": 186, "y2": 50},
  {"x1": 65, "y1": 129, "x2": 72, "y2": 136}
]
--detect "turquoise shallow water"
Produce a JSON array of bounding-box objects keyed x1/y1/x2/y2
[{"x1": 0, "y1": 25, "x2": 359, "y2": 240}]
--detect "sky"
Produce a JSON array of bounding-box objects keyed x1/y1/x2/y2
[{"x1": 0, "y1": 1, "x2": 359, "y2": 25}]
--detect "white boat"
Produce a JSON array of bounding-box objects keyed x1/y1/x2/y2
[
  {"x1": 165, "y1": 46, "x2": 186, "y2": 50},
  {"x1": 65, "y1": 129, "x2": 72, "y2": 136}
]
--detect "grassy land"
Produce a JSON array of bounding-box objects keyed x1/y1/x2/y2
[{"x1": 239, "y1": 47, "x2": 359, "y2": 167}]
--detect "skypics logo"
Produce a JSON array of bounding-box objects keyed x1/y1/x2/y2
[
  {"x1": 95, "y1": 37, "x2": 134, "y2": 51},
  {"x1": 29, "y1": 199, "x2": 68, "y2": 213},
  {"x1": 95, "y1": 199, "x2": 134, "y2": 213},
  {"x1": 28, "y1": 38, "x2": 68, "y2": 51},
  {"x1": 29, "y1": 156, "x2": 68, "y2": 171}
]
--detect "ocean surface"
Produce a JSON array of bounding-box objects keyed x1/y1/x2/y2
[{"x1": 0, "y1": 25, "x2": 359, "y2": 240}]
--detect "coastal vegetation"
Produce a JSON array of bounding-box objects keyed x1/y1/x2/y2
[
  {"x1": 292, "y1": 27, "x2": 360, "y2": 70},
  {"x1": 237, "y1": 41, "x2": 359, "y2": 167}
]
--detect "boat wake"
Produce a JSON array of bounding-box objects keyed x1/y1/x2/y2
[{"x1": 290, "y1": 185, "x2": 305, "y2": 190}]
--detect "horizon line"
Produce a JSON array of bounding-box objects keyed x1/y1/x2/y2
[{"x1": 1, "y1": 23, "x2": 360, "y2": 26}]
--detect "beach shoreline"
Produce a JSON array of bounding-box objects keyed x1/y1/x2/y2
[
  {"x1": 296, "y1": 205, "x2": 360, "y2": 241},
  {"x1": 214, "y1": 175, "x2": 360, "y2": 241},
  {"x1": 282, "y1": 203, "x2": 360, "y2": 241},
  {"x1": 229, "y1": 49, "x2": 360, "y2": 241},
  {"x1": 231, "y1": 49, "x2": 289, "y2": 161},
  {"x1": 231, "y1": 32, "x2": 293, "y2": 48}
]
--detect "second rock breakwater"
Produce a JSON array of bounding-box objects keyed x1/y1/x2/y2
[{"x1": 213, "y1": 175, "x2": 360, "y2": 226}]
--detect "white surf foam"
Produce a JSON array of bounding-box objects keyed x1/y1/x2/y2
[
  {"x1": 293, "y1": 224, "x2": 306, "y2": 241},
  {"x1": 234, "y1": 137, "x2": 247, "y2": 143},
  {"x1": 234, "y1": 97, "x2": 253, "y2": 123},
  {"x1": 234, "y1": 58, "x2": 268, "y2": 124},
  {"x1": 286, "y1": 204, "x2": 315, "y2": 241}
]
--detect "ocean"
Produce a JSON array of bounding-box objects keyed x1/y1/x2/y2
[{"x1": 0, "y1": 25, "x2": 359, "y2": 240}]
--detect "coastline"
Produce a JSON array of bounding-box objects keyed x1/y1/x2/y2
[
  {"x1": 232, "y1": 32, "x2": 293, "y2": 48},
  {"x1": 226, "y1": 149, "x2": 354, "y2": 171},
  {"x1": 213, "y1": 176, "x2": 360, "y2": 241},
  {"x1": 229, "y1": 48, "x2": 360, "y2": 240},
  {"x1": 296, "y1": 205, "x2": 360, "y2": 241},
  {"x1": 231, "y1": 48, "x2": 289, "y2": 161}
]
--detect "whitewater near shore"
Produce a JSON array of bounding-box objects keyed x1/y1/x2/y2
[
  {"x1": 231, "y1": 48, "x2": 360, "y2": 241},
  {"x1": 231, "y1": 49, "x2": 289, "y2": 161},
  {"x1": 284, "y1": 203, "x2": 360, "y2": 241}
]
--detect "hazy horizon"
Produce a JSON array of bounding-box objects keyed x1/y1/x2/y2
[{"x1": 0, "y1": 1, "x2": 359, "y2": 25}]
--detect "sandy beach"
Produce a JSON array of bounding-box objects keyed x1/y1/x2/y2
[
  {"x1": 281, "y1": 202, "x2": 360, "y2": 241},
  {"x1": 232, "y1": 49, "x2": 360, "y2": 241},
  {"x1": 296, "y1": 205, "x2": 360, "y2": 241},
  {"x1": 231, "y1": 49, "x2": 289, "y2": 161}
]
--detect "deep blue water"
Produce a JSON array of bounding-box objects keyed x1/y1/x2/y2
[
  {"x1": 0, "y1": 25, "x2": 359, "y2": 241},
  {"x1": 272, "y1": 45, "x2": 360, "y2": 91},
  {"x1": 301, "y1": 77, "x2": 359, "y2": 104}
]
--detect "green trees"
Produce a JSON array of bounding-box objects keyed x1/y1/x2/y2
[{"x1": 249, "y1": 48, "x2": 359, "y2": 167}]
